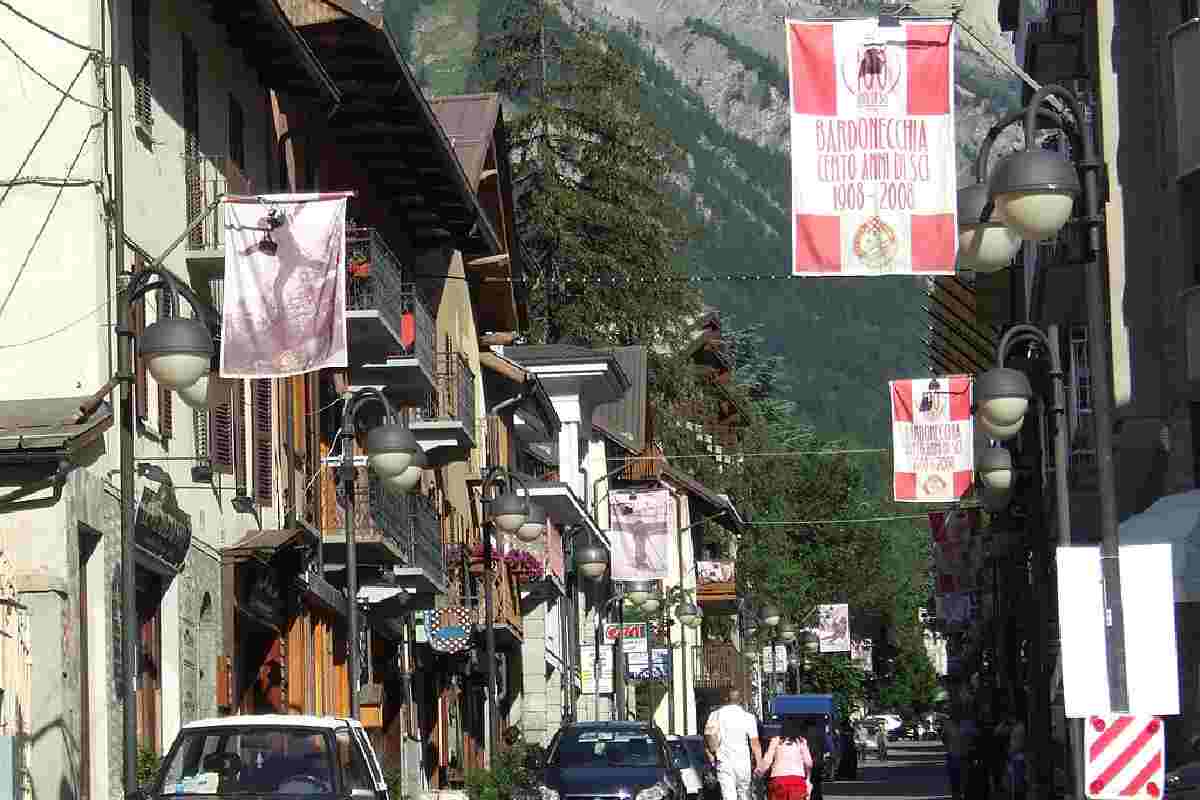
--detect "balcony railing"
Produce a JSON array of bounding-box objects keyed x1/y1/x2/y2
[
  {"x1": 693, "y1": 642, "x2": 748, "y2": 690},
  {"x1": 347, "y1": 227, "x2": 435, "y2": 365},
  {"x1": 417, "y1": 351, "x2": 476, "y2": 443},
  {"x1": 696, "y1": 560, "x2": 736, "y2": 598},
  {"x1": 185, "y1": 155, "x2": 249, "y2": 253},
  {"x1": 1171, "y1": 19, "x2": 1200, "y2": 180}
]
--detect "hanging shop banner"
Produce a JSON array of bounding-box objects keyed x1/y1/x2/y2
[
  {"x1": 428, "y1": 606, "x2": 474, "y2": 654},
  {"x1": 850, "y1": 638, "x2": 873, "y2": 673},
  {"x1": 608, "y1": 489, "x2": 672, "y2": 581},
  {"x1": 929, "y1": 509, "x2": 981, "y2": 594},
  {"x1": 890, "y1": 375, "x2": 974, "y2": 502},
  {"x1": 221, "y1": 193, "x2": 352, "y2": 378},
  {"x1": 816, "y1": 603, "x2": 851, "y2": 653},
  {"x1": 785, "y1": 18, "x2": 957, "y2": 275}
]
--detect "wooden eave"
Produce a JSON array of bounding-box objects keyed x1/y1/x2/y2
[
  {"x1": 292, "y1": 18, "x2": 503, "y2": 254},
  {"x1": 200, "y1": 0, "x2": 341, "y2": 103}
]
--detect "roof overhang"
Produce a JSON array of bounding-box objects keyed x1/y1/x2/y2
[
  {"x1": 203, "y1": 0, "x2": 341, "y2": 103},
  {"x1": 516, "y1": 479, "x2": 609, "y2": 549},
  {"x1": 660, "y1": 466, "x2": 746, "y2": 535},
  {"x1": 220, "y1": 523, "x2": 321, "y2": 563},
  {"x1": 496, "y1": 346, "x2": 632, "y2": 408},
  {"x1": 0, "y1": 394, "x2": 114, "y2": 469}
]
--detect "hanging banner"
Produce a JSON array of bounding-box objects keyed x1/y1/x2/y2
[
  {"x1": 608, "y1": 489, "x2": 672, "y2": 581},
  {"x1": 891, "y1": 375, "x2": 974, "y2": 502},
  {"x1": 816, "y1": 603, "x2": 851, "y2": 653},
  {"x1": 221, "y1": 193, "x2": 351, "y2": 378},
  {"x1": 785, "y1": 18, "x2": 957, "y2": 275},
  {"x1": 929, "y1": 509, "x2": 981, "y2": 594}
]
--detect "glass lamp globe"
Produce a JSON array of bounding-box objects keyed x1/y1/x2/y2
[
  {"x1": 490, "y1": 489, "x2": 529, "y2": 535},
  {"x1": 978, "y1": 414, "x2": 1025, "y2": 442},
  {"x1": 385, "y1": 446, "x2": 427, "y2": 494},
  {"x1": 760, "y1": 604, "x2": 782, "y2": 628},
  {"x1": 365, "y1": 423, "x2": 419, "y2": 481},
  {"x1": 140, "y1": 317, "x2": 213, "y2": 391},
  {"x1": 975, "y1": 367, "x2": 1033, "y2": 429},
  {"x1": 684, "y1": 609, "x2": 704, "y2": 629},
  {"x1": 177, "y1": 372, "x2": 211, "y2": 410},
  {"x1": 977, "y1": 447, "x2": 1014, "y2": 492},
  {"x1": 957, "y1": 183, "x2": 1021, "y2": 272},
  {"x1": 675, "y1": 602, "x2": 699, "y2": 628},
  {"x1": 641, "y1": 595, "x2": 662, "y2": 614},
  {"x1": 575, "y1": 544, "x2": 608, "y2": 580},
  {"x1": 515, "y1": 503, "x2": 547, "y2": 543},
  {"x1": 778, "y1": 623, "x2": 797, "y2": 642},
  {"x1": 624, "y1": 580, "x2": 655, "y2": 606},
  {"x1": 989, "y1": 149, "x2": 1081, "y2": 241}
]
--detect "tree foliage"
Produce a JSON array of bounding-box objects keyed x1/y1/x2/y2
[
  {"x1": 877, "y1": 629, "x2": 940, "y2": 716},
  {"x1": 476, "y1": 2, "x2": 700, "y2": 347}
]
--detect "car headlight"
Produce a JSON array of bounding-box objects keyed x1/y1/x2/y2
[
  {"x1": 636, "y1": 783, "x2": 669, "y2": 800},
  {"x1": 539, "y1": 786, "x2": 560, "y2": 800}
]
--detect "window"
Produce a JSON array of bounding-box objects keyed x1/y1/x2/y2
[
  {"x1": 228, "y1": 95, "x2": 245, "y2": 171},
  {"x1": 210, "y1": 378, "x2": 246, "y2": 480},
  {"x1": 548, "y1": 728, "x2": 666, "y2": 768},
  {"x1": 252, "y1": 379, "x2": 273, "y2": 506},
  {"x1": 182, "y1": 35, "x2": 201, "y2": 248},
  {"x1": 335, "y1": 728, "x2": 373, "y2": 793},
  {"x1": 131, "y1": 0, "x2": 152, "y2": 130},
  {"x1": 158, "y1": 727, "x2": 334, "y2": 795}
]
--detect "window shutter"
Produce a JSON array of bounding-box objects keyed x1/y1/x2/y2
[
  {"x1": 131, "y1": 0, "x2": 151, "y2": 130},
  {"x1": 252, "y1": 379, "x2": 273, "y2": 507},
  {"x1": 209, "y1": 378, "x2": 235, "y2": 473},
  {"x1": 132, "y1": 255, "x2": 148, "y2": 420},
  {"x1": 234, "y1": 381, "x2": 247, "y2": 488}
]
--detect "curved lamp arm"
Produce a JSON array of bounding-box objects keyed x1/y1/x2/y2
[
  {"x1": 975, "y1": 107, "x2": 1068, "y2": 185},
  {"x1": 344, "y1": 387, "x2": 399, "y2": 427},
  {"x1": 126, "y1": 267, "x2": 221, "y2": 331},
  {"x1": 1024, "y1": 84, "x2": 1098, "y2": 165},
  {"x1": 481, "y1": 466, "x2": 532, "y2": 514},
  {"x1": 996, "y1": 322, "x2": 1051, "y2": 364}
]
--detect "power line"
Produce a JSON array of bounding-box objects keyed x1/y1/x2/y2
[
  {"x1": 0, "y1": 177, "x2": 100, "y2": 188},
  {"x1": 0, "y1": 298, "x2": 106, "y2": 349},
  {"x1": 0, "y1": 0, "x2": 101, "y2": 53},
  {"x1": 745, "y1": 513, "x2": 932, "y2": 525},
  {"x1": 608, "y1": 447, "x2": 890, "y2": 461},
  {"x1": 0, "y1": 40, "x2": 107, "y2": 111}
]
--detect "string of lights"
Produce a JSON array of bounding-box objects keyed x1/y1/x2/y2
[
  {"x1": 0, "y1": 0, "x2": 101, "y2": 53},
  {"x1": 607, "y1": 447, "x2": 890, "y2": 461},
  {"x1": 745, "y1": 513, "x2": 933, "y2": 526}
]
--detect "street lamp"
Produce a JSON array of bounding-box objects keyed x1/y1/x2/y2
[
  {"x1": 675, "y1": 601, "x2": 702, "y2": 629},
  {"x1": 956, "y1": 182, "x2": 1022, "y2": 272},
  {"x1": 479, "y1": 467, "x2": 543, "y2": 752},
  {"x1": 760, "y1": 604, "x2": 782, "y2": 628},
  {"x1": 640, "y1": 591, "x2": 662, "y2": 614},
  {"x1": 339, "y1": 389, "x2": 424, "y2": 718},
  {"x1": 385, "y1": 446, "x2": 428, "y2": 495},
  {"x1": 575, "y1": 542, "x2": 609, "y2": 580},
  {"x1": 989, "y1": 148, "x2": 1081, "y2": 242},
  {"x1": 115, "y1": 264, "x2": 219, "y2": 791},
  {"x1": 516, "y1": 503, "x2": 548, "y2": 543},
  {"x1": 974, "y1": 367, "x2": 1033, "y2": 441},
  {"x1": 625, "y1": 580, "x2": 656, "y2": 607},
  {"x1": 778, "y1": 622, "x2": 797, "y2": 643},
  {"x1": 976, "y1": 446, "x2": 1015, "y2": 493}
]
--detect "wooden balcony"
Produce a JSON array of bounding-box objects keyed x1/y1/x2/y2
[
  {"x1": 467, "y1": 554, "x2": 523, "y2": 646},
  {"x1": 693, "y1": 642, "x2": 749, "y2": 692},
  {"x1": 410, "y1": 350, "x2": 477, "y2": 465},
  {"x1": 696, "y1": 560, "x2": 737, "y2": 613}
]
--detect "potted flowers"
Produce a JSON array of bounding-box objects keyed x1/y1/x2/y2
[{"x1": 504, "y1": 549, "x2": 544, "y2": 584}]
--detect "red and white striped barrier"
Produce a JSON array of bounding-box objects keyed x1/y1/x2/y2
[{"x1": 1085, "y1": 715, "x2": 1165, "y2": 799}]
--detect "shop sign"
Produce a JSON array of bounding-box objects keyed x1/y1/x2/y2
[
  {"x1": 135, "y1": 485, "x2": 193, "y2": 569},
  {"x1": 429, "y1": 606, "x2": 473, "y2": 654},
  {"x1": 604, "y1": 622, "x2": 648, "y2": 653},
  {"x1": 239, "y1": 561, "x2": 283, "y2": 624}
]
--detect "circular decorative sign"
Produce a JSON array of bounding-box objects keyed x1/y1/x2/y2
[{"x1": 429, "y1": 606, "x2": 474, "y2": 654}]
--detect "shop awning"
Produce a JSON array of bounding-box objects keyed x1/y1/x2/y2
[
  {"x1": 221, "y1": 525, "x2": 318, "y2": 561},
  {"x1": 1117, "y1": 490, "x2": 1200, "y2": 603},
  {"x1": 0, "y1": 394, "x2": 113, "y2": 460}
]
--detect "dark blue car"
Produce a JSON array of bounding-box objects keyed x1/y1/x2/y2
[{"x1": 531, "y1": 721, "x2": 686, "y2": 800}]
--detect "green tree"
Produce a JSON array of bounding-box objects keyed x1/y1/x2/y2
[
  {"x1": 878, "y1": 631, "x2": 939, "y2": 717},
  {"x1": 476, "y1": 2, "x2": 700, "y2": 347},
  {"x1": 796, "y1": 655, "x2": 867, "y2": 720}
]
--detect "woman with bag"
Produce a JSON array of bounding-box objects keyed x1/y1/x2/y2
[{"x1": 754, "y1": 718, "x2": 814, "y2": 800}]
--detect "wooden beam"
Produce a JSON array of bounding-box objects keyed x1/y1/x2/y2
[
  {"x1": 479, "y1": 332, "x2": 518, "y2": 346},
  {"x1": 478, "y1": 352, "x2": 527, "y2": 383},
  {"x1": 467, "y1": 253, "x2": 511, "y2": 268}
]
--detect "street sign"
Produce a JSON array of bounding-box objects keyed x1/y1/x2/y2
[
  {"x1": 605, "y1": 623, "x2": 648, "y2": 654},
  {"x1": 1084, "y1": 715, "x2": 1165, "y2": 799}
]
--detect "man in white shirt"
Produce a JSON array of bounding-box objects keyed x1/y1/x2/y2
[{"x1": 704, "y1": 689, "x2": 763, "y2": 800}]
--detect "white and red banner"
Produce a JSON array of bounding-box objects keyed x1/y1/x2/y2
[
  {"x1": 609, "y1": 489, "x2": 672, "y2": 581},
  {"x1": 786, "y1": 18, "x2": 957, "y2": 275},
  {"x1": 221, "y1": 193, "x2": 351, "y2": 378},
  {"x1": 1084, "y1": 715, "x2": 1165, "y2": 799},
  {"x1": 891, "y1": 376, "x2": 974, "y2": 502}
]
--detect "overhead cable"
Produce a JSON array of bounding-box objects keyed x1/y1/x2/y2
[
  {"x1": 0, "y1": 41, "x2": 107, "y2": 111},
  {"x1": 0, "y1": 0, "x2": 101, "y2": 53}
]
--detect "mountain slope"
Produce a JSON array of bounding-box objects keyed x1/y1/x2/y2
[{"x1": 389, "y1": 0, "x2": 1020, "y2": 446}]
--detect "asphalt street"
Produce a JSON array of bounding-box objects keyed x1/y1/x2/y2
[{"x1": 823, "y1": 741, "x2": 951, "y2": 800}]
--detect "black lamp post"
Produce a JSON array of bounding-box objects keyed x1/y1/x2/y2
[
  {"x1": 963, "y1": 83, "x2": 1128, "y2": 713},
  {"x1": 116, "y1": 266, "x2": 218, "y2": 790},
  {"x1": 478, "y1": 467, "x2": 544, "y2": 756},
  {"x1": 561, "y1": 530, "x2": 608, "y2": 721},
  {"x1": 338, "y1": 388, "x2": 423, "y2": 718}
]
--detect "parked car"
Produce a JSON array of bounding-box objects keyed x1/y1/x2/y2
[
  {"x1": 135, "y1": 714, "x2": 388, "y2": 799},
  {"x1": 1166, "y1": 737, "x2": 1200, "y2": 800},
  {"x1": 667, "y1": 735, "x2": 707, "y2": 800},
  {"x1": 530, "y1": 721, "x2": 686, "y2": 800}
]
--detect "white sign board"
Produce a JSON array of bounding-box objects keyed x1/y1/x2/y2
[
  {"x1": 760, "y1": 645, "x2": 789, "y2": 674},
  {"x1": 581, "y1": 645, "x2": 614, "y2": 694},
  {"x1": 1057, "y1": 544, "x2": 1180, "y2": 717},
  {"x1": 1084, "y1": 715, "x2": 1165, "y2": 799}
]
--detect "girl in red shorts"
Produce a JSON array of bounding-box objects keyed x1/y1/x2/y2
[{"x1": 754, "y1": 718, "x2": 814, "y2": 800}]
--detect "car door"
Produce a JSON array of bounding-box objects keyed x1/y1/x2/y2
[{"x1": 350, "y1": 725, "x2": 389, "y2": 800}]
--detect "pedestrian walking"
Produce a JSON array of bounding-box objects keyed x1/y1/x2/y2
[
  {"x1": 836, "y1": 722, "x2": 858, "y2": 781},
  {"x1": 704, "y1": 688, "x2": 764, "y2": 800},
  {"x1": 755, "y1": 717, "x2": 814, "y2": 800},
  {"x1": 875, "y1": 725, "x2": 887, "y2": 763}
]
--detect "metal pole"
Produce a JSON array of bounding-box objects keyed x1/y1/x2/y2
[
  {"x1": 484, "y1": 520, "x2": 499, "y2": 760},
  {"x1": 341, "y1": 408, "x2": 360, "y2": 719},
  {"x1": 615, "y1": 593, "x2": 626, "y2": 720},
  {"x1": 111, "y1": 0, "x2": 138, "y2": 784},
  {"x1": 667, "y1": 636, "x2": 676, "y2": 734},
  {"x1": 1027, "y1": 85, "x2": 1128, "y2": 712},
  {"x1": 593, "y1": 607, "x2": 601, "y2": 722}
]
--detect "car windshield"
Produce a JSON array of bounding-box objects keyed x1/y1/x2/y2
[
  {"x1": 550, "y1": 729, "x2": 665, "y2": 768},
  {"x1": 158, "y1": 727, "x2": 336, "y2": 796},
  {"x1": 668, "y1": 741, "x2": 690, "y2": 769}
]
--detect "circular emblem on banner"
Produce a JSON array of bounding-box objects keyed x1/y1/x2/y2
[
  {"x1": 852, "y1": 217, "x2": 899, "y2": 272},
  {"x1": 429, "y1": 606, "x2": 474, "y2": 654},
  {"x1": 840, "y1": 43, "x2": 903, "y2": 111}
]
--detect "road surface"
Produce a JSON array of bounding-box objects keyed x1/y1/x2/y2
[{"x1": 823, "y1": 741, "x2": 951, "y2": 800}]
